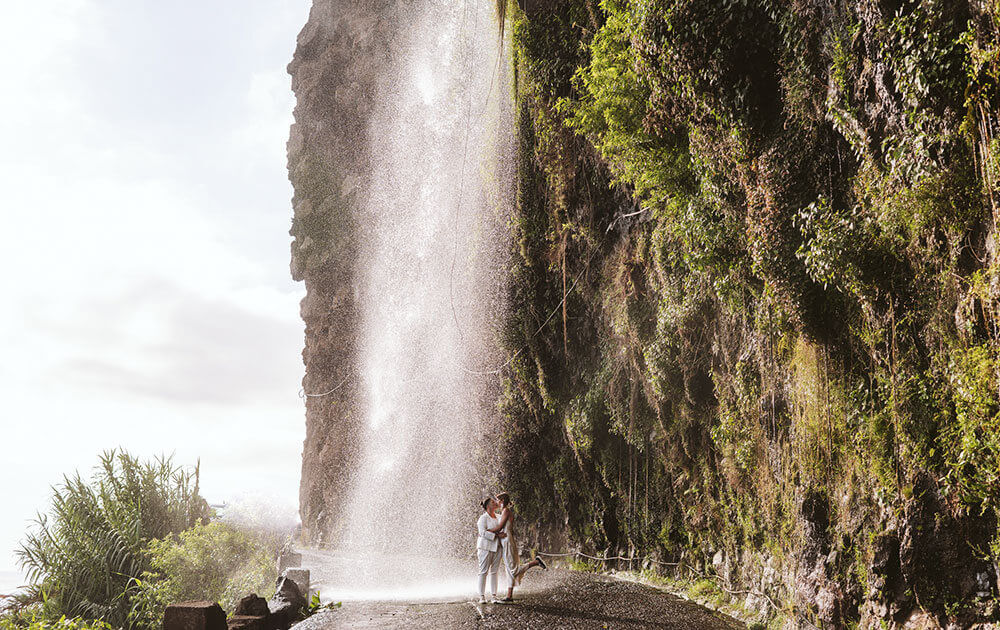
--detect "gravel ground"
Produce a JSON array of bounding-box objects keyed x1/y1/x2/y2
[{"x1": 294, "y1": 568, "x2": 745, "y2": 629}]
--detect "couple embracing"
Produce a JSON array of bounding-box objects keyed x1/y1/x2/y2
[{"x1": 475, "y1": 492, "x2": 546, "y2": 603}]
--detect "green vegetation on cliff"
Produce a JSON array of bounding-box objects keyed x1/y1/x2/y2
[{"x1": 497, "y1": 0, "x2": 1000, "y2": 625}]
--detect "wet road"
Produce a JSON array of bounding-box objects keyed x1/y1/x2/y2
[{"x1": 295, "y1": 568, "x2": 744, "y2": 629}]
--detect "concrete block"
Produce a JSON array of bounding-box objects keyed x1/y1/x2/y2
[{"x1": 163, "y1": 601, "x2": 226, "y2": 630}]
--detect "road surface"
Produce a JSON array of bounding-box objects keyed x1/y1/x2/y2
[{"x1": 294, "y1": 568, "x2": 745, "y2": 629}]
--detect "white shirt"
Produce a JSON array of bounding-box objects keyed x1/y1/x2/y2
[{"x1": 476, "y1": 511, "x2": 499, "y2": 552}]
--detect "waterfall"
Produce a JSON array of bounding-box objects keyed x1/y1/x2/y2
[{"x1": 308, "y1": 1, "x2": 511, "y2": 600}]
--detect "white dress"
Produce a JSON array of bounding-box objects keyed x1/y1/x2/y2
[{"x1": 500, "y1": 509, "x2": 527, "y2": 587}]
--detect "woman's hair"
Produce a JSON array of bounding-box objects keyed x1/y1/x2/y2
[
  {"x1": 496, "y1": 492, "x2": 512, "y2": 507},
  {"x1": 481, "y1": 497, "x2": 492, "y2": 511}
]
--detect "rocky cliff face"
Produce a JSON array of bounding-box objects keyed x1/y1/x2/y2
[
  {"x1": 287, "y1": 0, "x2": 403, "y2": 542},
  {"x1": 498, "y1": 1, "x2": 1000, "y2": 627}
]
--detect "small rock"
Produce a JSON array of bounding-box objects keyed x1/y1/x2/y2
[
  {"x1": 976, "y1": 571, "x2": 992, "y2": 598},
  {"x1": 902, "y1": 611, "x2": 938, "y2": 629},
  {"x1": 268, "y1": 577, "x2": 308, "y2": 630},
  {"x1": 712, "y1": 550, "x2": 724, "y2": 568},
  {"x1": 163, "y1": 601, "x2": 227, "y2": 630}
]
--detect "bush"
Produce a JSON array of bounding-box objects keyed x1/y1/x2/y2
[
  {"x1": 16, "y1": 451, "x2": 210, "y2": 628},
  {"x1": 558, "y1": 0, "x2": 693, "y2": 207},
  {"x1": 128, "y1": 522, "x2": 278, "y2": 630},
  {"x1": 0, "y1": 615, "x2": 114, "y2": 630},
  {"x1": 567, "y1": 557, "x2": 603, "y2": 573}
]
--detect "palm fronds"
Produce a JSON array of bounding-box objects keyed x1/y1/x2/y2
[{"x1": 15, "y1": 450, "x2": 210, "y2": 628}]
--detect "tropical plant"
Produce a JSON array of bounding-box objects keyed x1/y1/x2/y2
[
  {"x1": 16, "y1": 451, "x2": 210, "y2": 628},
  {"x1": 305, "y1": 593, "x2": 341, "y2": 616},
  {"x1": 127, "y1": 522, "x2": 278, "y2": 630}
]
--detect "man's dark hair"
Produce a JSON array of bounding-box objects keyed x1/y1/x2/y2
[{"x1": 481, "y1": 497, "x2": 492, "y2": 511}]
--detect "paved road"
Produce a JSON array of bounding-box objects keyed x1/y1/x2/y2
[{"x1": 295, "y1": 568, "x2": 744, "y2": 629}]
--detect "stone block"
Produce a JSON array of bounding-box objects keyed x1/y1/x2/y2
[
  {"x1": 281, "y1": 569, "x2": 310, "y2": 597},
  {"x1": 163, "y1": 601, "x2": 226, "y2": 630},
  {"x1": 233, "y1": 594, "x2": 269, "y2": 618},
  {"x1": 227, "y1": 616, "x2": 267, "y2": 630},
  {"x1": 277, "y1": 552, "x2": 302, "y2": 574}
]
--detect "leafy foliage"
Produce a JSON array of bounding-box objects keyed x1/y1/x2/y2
[
  {"x1": 498, "y1": 0, "x2": 1000, "y2": 623},
  {"x1": 128, "y1": 522, "x2": 279, "y2": 630},
  {"x1": 16, "y1": 451, "x2": 210, "y2": 628},
  {"x1": 0, "y1": 615, "x2": 114, "y2": 630},
  {"x1": 305, "y1": 593, "x2": 341, "y2": 616}
]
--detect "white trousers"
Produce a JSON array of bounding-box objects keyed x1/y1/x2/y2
[{"x1": 476, "y1": 543, "x2": 503, "y2": 597}]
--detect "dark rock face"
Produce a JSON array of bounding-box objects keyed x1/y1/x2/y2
[
  {"x1": 897, "y1": 476, "x2": 997, "y2": 621},
  {"x1": 287, "y1": 0, "x2": 404, "y2": 542},
  {"x1": 867, "y1": 532, "x2": 908, "y2": 621},
  {"x1": 268, "y1": 577, "x2": 308, "y2": 630}
]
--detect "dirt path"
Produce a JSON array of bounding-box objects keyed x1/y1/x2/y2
[{"x1": 295, "y1": 568, "x2": 745, "y2": 629}]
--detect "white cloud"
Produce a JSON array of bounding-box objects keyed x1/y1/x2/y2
[{"x1": 0, "y1": 0, "x2": 313, "y2": 576}]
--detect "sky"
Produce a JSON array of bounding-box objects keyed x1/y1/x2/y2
[{"x1": 0, "y1": 0, "x2": 312, "y2": 578}]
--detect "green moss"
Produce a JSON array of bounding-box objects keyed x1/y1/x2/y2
[
  {"x1": 499, "y1": 0, "x2": 1000, "y2": 622},
  {"x1": 567, "y1": 557, "x2": 603, "y2": 573}
]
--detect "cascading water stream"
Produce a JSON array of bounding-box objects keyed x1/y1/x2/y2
[{"x1": 306, "y1": 1, "x2": 511, "y2": 600}]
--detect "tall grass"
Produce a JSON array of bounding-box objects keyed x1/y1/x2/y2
[{"x1": 16, "y1": 451, "x2": 210, "y2": 628}]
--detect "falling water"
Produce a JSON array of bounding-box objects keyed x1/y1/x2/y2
[{"x1": 310, "y1": 1, "x2": 511, "y2": 600}]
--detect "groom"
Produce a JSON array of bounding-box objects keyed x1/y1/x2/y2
[{"x1": 476, "y1": 496, "x2": 506, "y2": 603}]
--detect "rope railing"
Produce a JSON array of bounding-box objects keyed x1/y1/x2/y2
[
  {"x1": 298, "y1": 373, "x2": 352, "y2": 399},
  {"x1": 534, "y1": 549, "x2": 679, "y2": 567},
  {"x1": 534, "y1": 549, "x2": 784, "y2": 614}
]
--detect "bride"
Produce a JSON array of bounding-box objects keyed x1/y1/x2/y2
[{"x1": 488, "y1": 492, "x2": 546, "y2": 602}]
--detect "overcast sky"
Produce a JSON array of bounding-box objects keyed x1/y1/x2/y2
[{"x1": 0, "y1": 0, "x2": 312, "y2": 576}]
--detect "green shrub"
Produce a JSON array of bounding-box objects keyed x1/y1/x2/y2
[
  {"x1": 558, "y1": 0, "x2": 693, "y2": 207},
  {"x1": 128, "y1": 522, "x2": 278, "y2": 630},
  {"x1": 502, "y1": 0, "x2": 1000, "y2": 620},
  {"x1": 567, "y1": 557, "x2": 603, "y2": 573},
  {"x1": 0, "y1": 615, "x2": 114, "y2": 630},
  {"x1": 940, "y1": 343, "x2": 1000, "y2": 506},
  {"x1": 16, "y1": 451, "x2": 209, "y2": 628}
]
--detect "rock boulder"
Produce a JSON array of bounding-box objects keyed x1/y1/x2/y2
[
  {"x1": 163, "y1": 601, "x2": 227, "y2": 630},
  {"x1": 268, "y1": 577, "x2": 308, "y2": 630}
]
